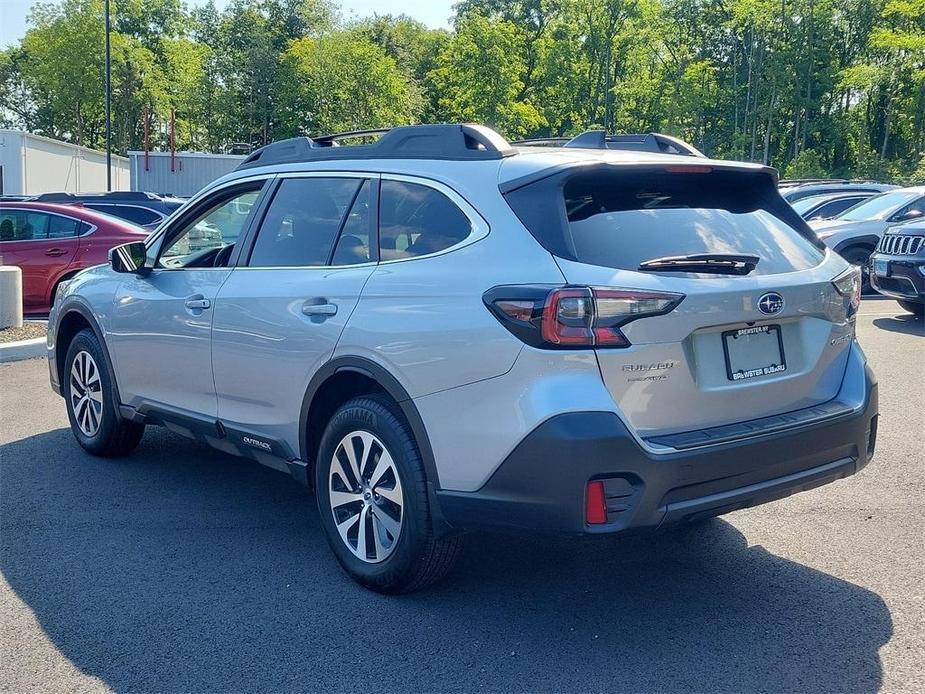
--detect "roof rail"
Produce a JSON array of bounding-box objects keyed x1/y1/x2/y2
[
  {"x1": 510, "y1": 137, "x2": 571, "y2": 148},
  {"x1": 34, "y1": 191, "x2": 161, "y2": 201},
  {"x1": 564, "y1": 130, "x2": 706, "y2": 157},
  {"x1": 778, "y1": 178, "x2": 850, "y2": 186},
  {"x1": 236, "y1": 124, "x2": 516, "y2": 170}
]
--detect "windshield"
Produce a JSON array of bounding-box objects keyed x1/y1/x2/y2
[{"x1": 836, "y1": 191, "x2": 919, "y2": 222}]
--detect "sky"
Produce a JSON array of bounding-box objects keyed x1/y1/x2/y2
[{"x1": 0, "y1": 0, "x2": 456, "y2": 47}]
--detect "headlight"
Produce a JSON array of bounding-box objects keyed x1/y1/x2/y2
[{"x1": 832, "y1": 266, "x2": 861, "y2": 317}]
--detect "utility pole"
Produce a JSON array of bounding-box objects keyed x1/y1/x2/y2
[{"x1": 104, "y1": 0, "x2": 112, "y2": 191}]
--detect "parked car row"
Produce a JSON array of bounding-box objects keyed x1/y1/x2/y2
[
  {"x1": 782, "y1": 180, "x2": 925, "y2": 309},
  {"x1": 0, "y1": 202, "x2": 150, "y2": 312}
]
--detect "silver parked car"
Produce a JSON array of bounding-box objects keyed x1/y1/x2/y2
[
  {"x1": 790, "y1": 192, "x2": 876, "y2": 222},
  {"x1": 47, "y1": 124, "x2": 878, "y2": 592},
  {"x1": 809, "y1": 187, "x2": 925, "y2": 290}
]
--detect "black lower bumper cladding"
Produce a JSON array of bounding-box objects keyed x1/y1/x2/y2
[{"x1": 437, "y1": 365, "x2": 878, "y2": 535}]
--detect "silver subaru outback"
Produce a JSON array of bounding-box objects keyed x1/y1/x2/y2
[{"x1": 47, "y1": 124, "x2": 878, "y2": 592}]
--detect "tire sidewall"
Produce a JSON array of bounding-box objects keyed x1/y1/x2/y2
[
  {"x1": 314, "y1": 398, "x2": 430, "y2": 589},
  {"x1": 64, "y1": 329, "x2": 121, "y2": 454}
]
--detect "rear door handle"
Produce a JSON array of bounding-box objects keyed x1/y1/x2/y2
[
  {"x1": 45, "y1": 248, "x2": 67, "y2": 257},
  {"x1": 302, "y1": 301, "x2": 337, "y2": 317},
  {"x1": 185, "y1": 297, "x2": 211, "y2": 310}
]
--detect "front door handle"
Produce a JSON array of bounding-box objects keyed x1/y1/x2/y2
[
  {"x1": 185, "y1": 297, "x2": 211, "y2": 310},
  {"x1": 302, "y1": 301, "x2": 337, "y2": 317},
  {"x1": 45, "y1": 248, "x2": 67, "y2": 257}
]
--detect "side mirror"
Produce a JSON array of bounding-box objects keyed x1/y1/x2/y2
[{"x1": 109, "y1": 241, "x2": 150, "y2": 274}]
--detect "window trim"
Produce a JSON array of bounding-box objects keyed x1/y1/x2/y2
[
  {"x1": 376, "y1": 173, "x2": 489, "y2": 266},
  {"x1": 0, "y1": 207, "x2": 97, "y2": 244},
  {"x1": 238, "y1": 171, "x2": 381, "y2": 270}
]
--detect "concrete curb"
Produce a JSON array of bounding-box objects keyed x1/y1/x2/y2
[{"x1": 0, "y1": 337, "x2": 46, "y2": 363}]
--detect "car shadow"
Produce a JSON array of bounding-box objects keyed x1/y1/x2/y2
[
  {"x1": 1, "y1": 428, "x2": 892, "y2": 693},
  {"x1": 872, "y1": 313, "x2": 924, "y2": 336}
]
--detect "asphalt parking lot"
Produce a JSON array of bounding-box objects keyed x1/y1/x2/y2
[{"x1": 1, "y1": 297, "x2": 922, "y2": 693}]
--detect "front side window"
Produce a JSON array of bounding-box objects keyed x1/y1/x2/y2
[
  {"x1": 158, "y1": 188, "x2": 261, "y2": 268},
  {"x1": 378, "y1": 180, "x2": 473, "y2": 260},
  {"x1": 249, "y1": 177, "x2": 363, "y2": 268},
  {"x1": 0, "y1": 211, "x2": 58, "y2": 241}
]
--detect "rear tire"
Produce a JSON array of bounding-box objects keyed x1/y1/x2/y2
[
  {"x1": 314, "y1": 395, "x2": 460, "y2": 593},
  {"x1": 897, "y1": 299, "x2": 925, "y2": 317},
  {"x1": 840, "y1": 246, "x2": 875, "y2": 294},
  {"x1": 64, "y1": 329, "x2": 144, "y2": 457}
]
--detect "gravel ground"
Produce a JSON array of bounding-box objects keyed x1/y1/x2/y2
[
  {"x1": 0, "y1": 297, "x2": 922, "y2": 693},
  {"x1": 0, "y1": 322, "x2": 46, "y2": 344}
]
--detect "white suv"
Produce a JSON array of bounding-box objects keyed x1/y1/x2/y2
[{"x1": 47, "y1": 124, "x2": 879, "y2": 592}]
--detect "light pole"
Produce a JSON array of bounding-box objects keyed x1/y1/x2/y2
[{"x1": 104, "y1": 0, "x2": 112, "y2": 191}]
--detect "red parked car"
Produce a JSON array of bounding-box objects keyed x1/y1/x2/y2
[{"x1": 0, "y1": 202, "x2": 149, "y2": 313}]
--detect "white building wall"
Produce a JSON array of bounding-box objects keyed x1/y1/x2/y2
[{"x1": 0, "y1": 130, "x2": 129, "y2": 195}]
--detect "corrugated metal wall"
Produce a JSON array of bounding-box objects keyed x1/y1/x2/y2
[
  {"x1": 128, "y1": 152, "x2": 245, "y2": 197},
  {"x1": 0, "y1": 130, "x2": 130, "y2": 195}
]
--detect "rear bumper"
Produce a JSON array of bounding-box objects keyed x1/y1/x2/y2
[
  {"x1": 870, "y1": 253, "x2": 925, "y2": 301},
  {"x1": 437, "y1": 358, "x2": 878, "y2": 535}
]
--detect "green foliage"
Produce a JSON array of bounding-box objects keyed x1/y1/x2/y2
[
  {"x1": 0, "y1": 0, "x2": 922, "y2": 180},
  {"x1": 427, "y1": 14, "x2": 545, "y2": 138},
  {"x1": 278, "y1": 33, "x2": 422, "y2": 134},
  {"x1": 784, "y1": 150, "x2": 829, "y2": 179}
]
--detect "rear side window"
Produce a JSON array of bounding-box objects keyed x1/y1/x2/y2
[
  {"x1": 249, "y1": 177, "x2": 361, "y2": 268},
  {"x1": 88, "y1": 204, "x2": 161, "y2": 226},
  {"x1": 506, "y1": 167, "x2": 825, "y2": 276},
  {"x1": 379, "y1": 180, "x2": 472, "y2": 260},
  {"x1": 47, "y1": 214, "x2": 81, "y2": 238}
]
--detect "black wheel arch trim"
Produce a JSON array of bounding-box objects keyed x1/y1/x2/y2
[
  {"x1": 54, "y1": 299, "x2": 124, "y2": 416},
  {"x1": 833, "y1": 236, "x2": 879, "y2": 255},
  {"x1": 299, "y1": 356, "x2": 442, "y2": 490}
]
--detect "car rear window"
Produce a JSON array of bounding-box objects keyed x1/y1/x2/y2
[{"x1": 505, "y1": 166, "x2": 825, "y2": 276}]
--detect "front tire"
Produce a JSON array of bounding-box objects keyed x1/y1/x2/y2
[
  {"x1": 64, "y1": 328, "x2": 144, "y2": 457},
  {"x1": 897, "y1": 299, "x2": 925, "y2": 317},
  {"x1": 314, "y1": 395, "x2": 460, "y2": 593}
]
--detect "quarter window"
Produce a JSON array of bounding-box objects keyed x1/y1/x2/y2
[
  {"x1": 249, "y1": 177, "x2": 362, "y2": 268},
  {"x1": 378, "y1": 180, "x2": 473, "y2": 260}
]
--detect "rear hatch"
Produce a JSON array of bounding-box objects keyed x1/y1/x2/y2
[{"x1": 504, "y1": 162, "x2": 860, "y2": 438}]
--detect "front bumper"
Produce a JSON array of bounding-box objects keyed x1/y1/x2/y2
[
  {"x1": 870, "y1": 253, "x2": 925, "y2": 301},
  {"x1": 437, "y1": 357, "x2": 878, "y2": 535}
]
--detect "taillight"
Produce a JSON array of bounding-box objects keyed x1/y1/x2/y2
[
  {"x1": 484, "y1": 285, "x2": 685, "y2": 349},
  {"x1": 832, "y1": 266, "x2": 861, "y2": 318}
]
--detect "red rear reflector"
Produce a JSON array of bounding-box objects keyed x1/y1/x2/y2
[{"x1": 585, "y1": 480, "x2": 607, "y2": 524}]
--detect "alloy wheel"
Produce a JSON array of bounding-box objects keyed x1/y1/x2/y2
[
  {"x1": 69, "y1": 350, "x2": 103, "y2": 437},
  {"x1": 328, "y1": 430, "x2": 404, "y2": 563}
]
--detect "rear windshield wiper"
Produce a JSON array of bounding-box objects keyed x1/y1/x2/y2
[{"x1": 637, "y1": 253, "x2": 760, "y2": 276}]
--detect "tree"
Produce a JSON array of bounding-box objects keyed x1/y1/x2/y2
[
  {"x1": 427, "y1": 14, "x2": 545, "y2": 138},
  {"x1": 277, "y1": 32, "x2": 422, "y2": 135}
]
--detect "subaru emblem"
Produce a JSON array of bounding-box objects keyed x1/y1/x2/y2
[{"x1": 757, "y1": 292, "x2": 784, "y2": 315}]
